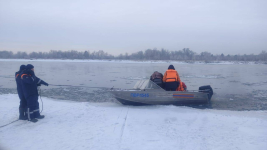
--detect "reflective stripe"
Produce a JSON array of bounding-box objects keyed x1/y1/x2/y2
[
  {"x1": 37, "y1": 79, "x2": 42, "y2": 84},
  {"x1": 26, "y1": 109, "x2": 38, "y2": 114},
  {"x1": 31, "y1": 77, "x2": 35, "y2": 81},
  {"x1": 166, "y1": 78, "x2": 177, "y2": 82},
  {"x1": 33, "y1": 109, "x2": 39, "y2": 112},
  {"x1": 27, "y1": 111, "x2": 34, "y2": 114},
  {"x1": 27, "y1": 108, "x2": 39, "y2": 120},
  {"x1": 27, "y1": 108, "x2": 31, "y2": 120}
]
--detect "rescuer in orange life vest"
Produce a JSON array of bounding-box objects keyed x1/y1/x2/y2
[{"x1": 163, "y1": 65, "x2": 184, "y2": 91}]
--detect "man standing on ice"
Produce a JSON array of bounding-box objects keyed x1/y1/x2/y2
[
  {"x1": 21, "y1": 64, "x2": 49, "y2": 123},
  {"x1": 15, "y1": 65, "x2": 27, "y2": 120}
]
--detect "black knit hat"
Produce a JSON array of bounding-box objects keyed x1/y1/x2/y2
[
  {"x1": 19, "y1": 65, "x2": 26, "y2": 71},
  {"x1": 168, "y1": 65, "x2": 175, "y2": 70},
  {"x1": 26, "y1": 64, "x2": 34, "y2": 70}
]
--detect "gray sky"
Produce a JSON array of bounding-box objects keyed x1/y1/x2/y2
[{"x1": 0, "y1": 0, "x2": 266, "y2": 55}]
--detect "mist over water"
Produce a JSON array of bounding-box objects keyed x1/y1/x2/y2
[{"x1": 1, "y1": 60, "x2": 266, "y2": 110}]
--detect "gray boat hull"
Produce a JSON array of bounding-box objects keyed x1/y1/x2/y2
[{"x1": 110, "y1": 89, "x2": 211, "y2": 105}]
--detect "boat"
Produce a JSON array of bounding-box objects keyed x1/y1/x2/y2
[{"x1": 110, "y1": 79, "x2": 213, "y2": 105}]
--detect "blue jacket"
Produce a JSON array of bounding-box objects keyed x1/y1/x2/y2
[
  {"x1": 15, "y1": 71, "x2": 24, "y2": 99},
  {"x1": 21, "y1": 71, "x2": 47, "y2": 98}
]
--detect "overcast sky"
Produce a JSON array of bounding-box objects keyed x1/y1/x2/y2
[{"x1": 0, "y1": 0, "x2": 266, "y2": 55}]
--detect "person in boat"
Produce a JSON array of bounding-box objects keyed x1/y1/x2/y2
[
  {"x1": 21, "y1": 64, "x2": 49, "y2": 123},
  {"x1": 163, "y1": 65, "x2": 184, "y2": 91},
  {"x1": 150, "y1": 71, "x2": 164, "y2": 88},
  {"x1": 15, "y1": 65, "x2": 27, "y2": 120},
  {"x1": 182, "y1": 82, "x2": 187, "y2": 91}
]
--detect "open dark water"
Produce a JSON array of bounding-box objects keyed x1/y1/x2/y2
[{"x1": 1, "y1": 59, "x2": 266, "y2": 111}]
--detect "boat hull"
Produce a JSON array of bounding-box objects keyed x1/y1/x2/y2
[{"x1": 110, "y1": 89, "x2": 210, "y2": 105}]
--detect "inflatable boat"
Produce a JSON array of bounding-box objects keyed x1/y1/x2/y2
[{"x1": 110, "y1": 80, "x2": 213, "y2": 105}]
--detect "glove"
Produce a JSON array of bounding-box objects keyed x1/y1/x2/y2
[
  {"x1": 43, "y1": 81, "x2": 49, "y2": 86},
  {"x1": 40, "y1": 80, "x2": 49, "y2": 86}
]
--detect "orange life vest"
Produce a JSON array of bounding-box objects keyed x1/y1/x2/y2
[
  {"x1": 163, "y1": 69, "x2": 178, "y2": 82},
  {"x1": 163, "y1": 69, "x2": 184, "y2": 91}
]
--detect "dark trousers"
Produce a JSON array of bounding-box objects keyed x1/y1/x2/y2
[
  {"x1": 165, "y1": 82, "x2": 179, "y2": 91},
  {"x1": 19, "y1": 96, "x2": 27, "y2": 117},
  {"x1": 19, "y1": 97, "x2": 27, "y2": 109},
  {"x1": 26, "y1": 95, "x2": 40, "y2": 120}
]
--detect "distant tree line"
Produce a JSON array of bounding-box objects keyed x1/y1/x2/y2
[
  {"x1": 0, "y1": 50, "x2": 115, "y2": 60},
  {"x1": 0, "y1": 48, "x2": 267, "y2": 61}
]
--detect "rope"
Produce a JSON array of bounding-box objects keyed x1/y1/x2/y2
[
  {"x1": 0, "y1": 119, "x2": 19, "y2": 128},
  {"x1": 38, "y1": 87, "x2": 43, "y2": 114},
  {"x1": 49, "y1": 84, "x2": 106, "y2": 89},
  {"x1": 0, "y1": 87, "x2": 44, "y2": 129},
  {"x1": 1, "y1": 84, "x2": 105, "y2": 129}
]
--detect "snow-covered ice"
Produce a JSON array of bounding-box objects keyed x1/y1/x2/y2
[{"x1": 1, "y1": 94, "x2": 267, "y2": 150}]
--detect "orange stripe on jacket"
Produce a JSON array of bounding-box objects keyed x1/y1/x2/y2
[
  {"x1": 21, "y1": 74, "x2": 28, "y2": 79},
  {"x1": 163, "y1": 69, "x2": 184, "y2": 91},
  {"x1": 16, "y1": 74, "x2": 19, "y2": 78}
]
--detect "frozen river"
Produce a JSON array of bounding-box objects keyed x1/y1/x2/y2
[{"x1": 0, "y1": 59, "x2": 266, "y2": 110}]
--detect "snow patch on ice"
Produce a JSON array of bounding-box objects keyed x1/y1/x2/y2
[
  {"x1": 120, "y1": 76, "x2": 147, "y2": 80},
  {"x1": 182, "y1": 74, "x2": 225, "y2": 79},
  {"x1": 242, "y1": 81, "x2": 267, "y2": 86}
]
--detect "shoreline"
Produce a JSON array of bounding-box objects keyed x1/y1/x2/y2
[{"x1": 1, "y1": 94, "x2": 266, "y2": 150}]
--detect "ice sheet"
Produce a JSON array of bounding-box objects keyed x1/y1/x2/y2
[{"x1": 0, "y1": 94, "x2": 267, "y2": 150}]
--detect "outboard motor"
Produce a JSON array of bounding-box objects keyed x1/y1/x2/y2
[{"x1": 199, "y1": 85, "x2": 213, "y2": 100}]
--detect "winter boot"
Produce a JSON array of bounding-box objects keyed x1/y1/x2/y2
[
  {"x1": 29, "y1": 118, "x2": 38, "y2": 123},
  {"x1": 36, "y1": 115, "x2": 45, "y2": 119},
  {"x1": 19, "y1": 108, "x2": 27, "y2": 120}
]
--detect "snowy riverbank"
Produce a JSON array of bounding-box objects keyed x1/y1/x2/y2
[{"x1": 0, "y1": 94, "x2": 267, "y2": 150}]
